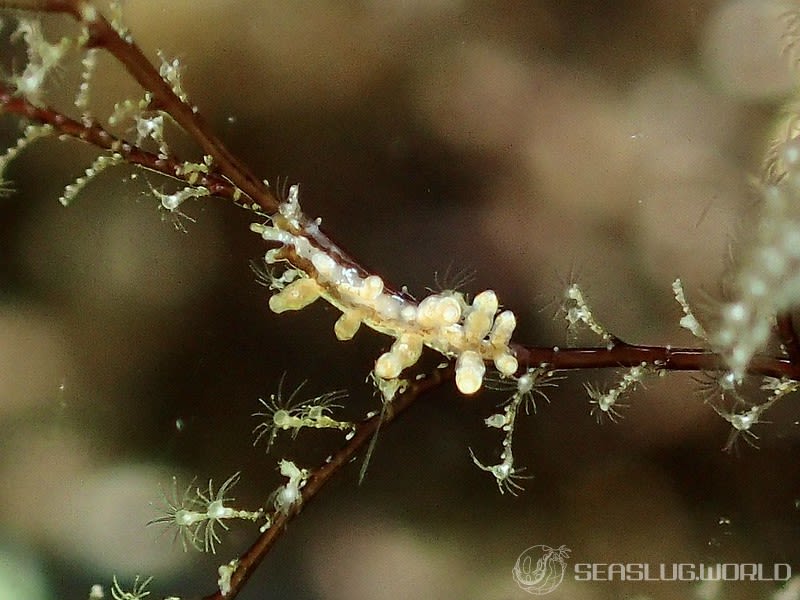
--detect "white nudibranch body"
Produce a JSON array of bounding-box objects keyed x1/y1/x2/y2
[{"x1": 251, "y1": 185, "x2": 518, "y2": 394}]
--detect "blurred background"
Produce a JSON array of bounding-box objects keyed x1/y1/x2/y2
[{"x1": 1, "y1": 1, "x2": 800, "y2": 598}]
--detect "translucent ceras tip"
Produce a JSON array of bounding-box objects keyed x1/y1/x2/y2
[{"x1": 455, "y1": 350, "x2": 485, "y2": 395}]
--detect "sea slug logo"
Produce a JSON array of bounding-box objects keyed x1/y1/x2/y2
[{"x1": 512, "y1": 544, "x2": 571, "y2": 595}]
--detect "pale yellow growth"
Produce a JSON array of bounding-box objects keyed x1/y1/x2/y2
[
  {"x1": 360, "y1": 275, "x2": 385, "y2": 301},
  {"x1": 493, "y1": 353, "x2": 518, "y2": 377},
  {"x1": 489, "y1": 310, "x2": 516, "y2": 347},
  {"x1": 455, "y1": 350, "x2": 485, "y2": 395},
  {"x1": 268, "y1": 278, "x2": 322, "y2": 313},
  {"x1": 417, "y1": 293, "x2": 464, "y2": 327},
  {"x1": 375, "y1": 333, "x2": 423, "y2": 379},
  {"x1": 334, "y1": 311, "x2": 362, "y2": 340},
  {"x1": 463, "y1": 290, "x2": 497, "y2": 342}
]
